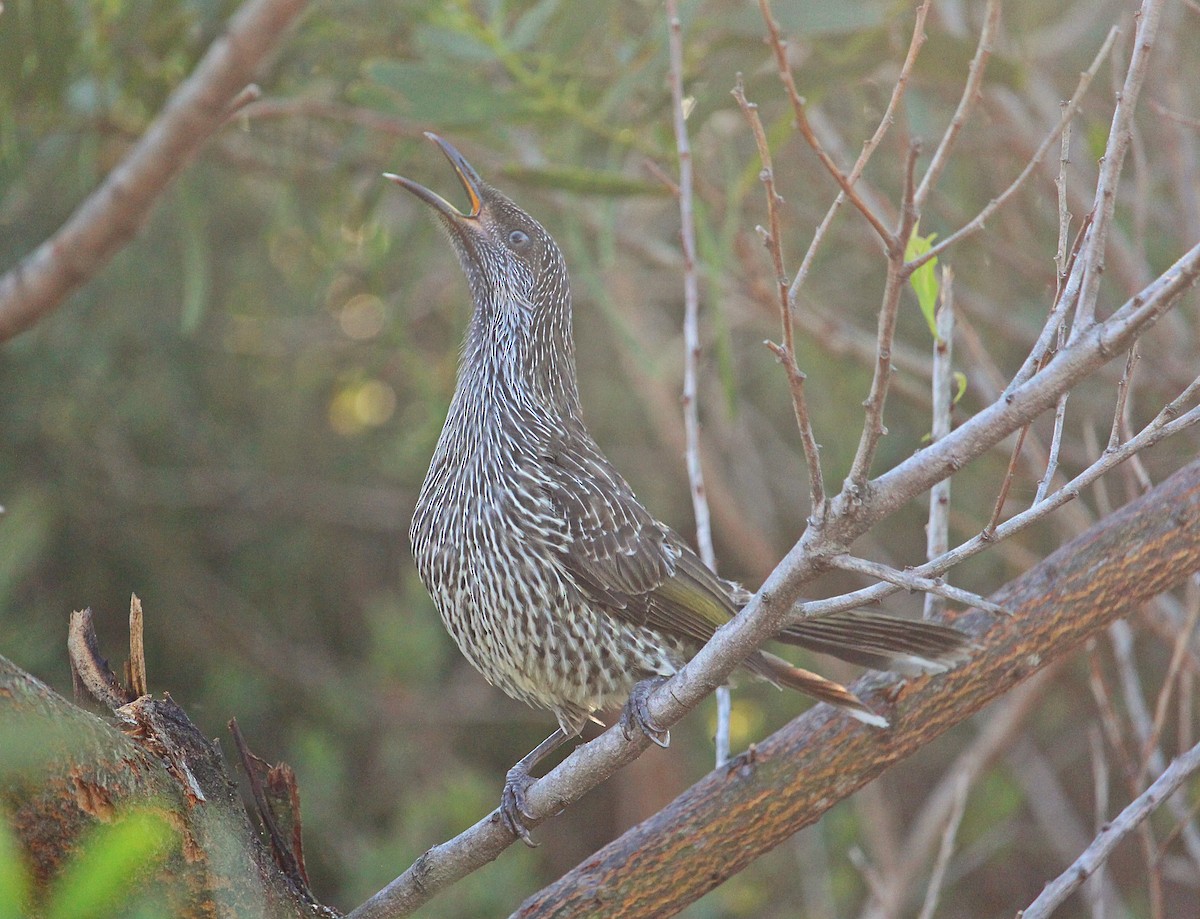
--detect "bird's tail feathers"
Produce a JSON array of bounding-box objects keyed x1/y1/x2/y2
[
  {"x1": 776, "y1": 610, "x2": 971, "y2": 675},
  {"x1": 747, "y1": 651, "x2": 889, "y2": 729}
]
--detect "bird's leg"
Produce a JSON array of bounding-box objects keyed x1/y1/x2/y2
[
  {"x1": 500, "y1": 728, "x2": 570, "y2": 846},
  {"x1": 620, "y1": 676, "x2": 671, "y2": 748}
]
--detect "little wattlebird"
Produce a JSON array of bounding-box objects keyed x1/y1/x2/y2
[{"x1": 386, "y1": 134, "x2": 969, "y2": 843}]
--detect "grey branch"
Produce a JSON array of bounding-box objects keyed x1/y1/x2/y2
[
  {"x1": 1019, "y1": 739, "x2": 1200, "y2": 919},
  {"x1": 828, "y1": 554, "x2": 1009, "y2": 618}
]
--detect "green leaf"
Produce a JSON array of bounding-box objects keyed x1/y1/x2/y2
[
  {"x1": 178, "y1": 179, "x2": 210, "y2": 334},
  {"x1": 498, "y1": 164, "x2": 671, "y2": 197},
  {"x1": 358, "y1": 59, "x2": 525, "y2": 127},
  {"x1": 507, "y1": 0, "x2": 563, "y2": 51},
  {"x1": 0, "y1": 813, "x2": 31, "y2": 919},
  {"x1": 952, "y1": 371, "x2": 968, "y2": 406},
  {"x1": 905, "y1": 222, "x2": 940, "y2": 339},
  {"x1": 45, "y1": 809, "x2": 177, "y2": 919}
]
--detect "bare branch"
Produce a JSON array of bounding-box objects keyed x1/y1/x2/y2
[
  {"x1": 731, "y1": 76, "x2": 825, "y2": 513},
  {"x1": 664, "y1": 0, "x2": 731, "y2": 768},
  {"x1": 1019, "y1": 740, "x2": 1200, "y2": 919},
  {"x1": 925, "y1": 268, "x2": 955, "y2": 621},
  {"x1": 914, "y1": 0, "x2": 1001, "y2": 210},
  {"x1": 757, "y1": 0, "x2": 920, "y2": 249},
  {"x1": 908, "y1": 27, "x2": 1118, "y2": 275},
  {"x1": 828, "y1": 554, "x2": 1009, "y2": 618},
  {"x1": 1072, "y1": 0, "x2": 1168, "y2": 334},
  {"x1": 0, "y1": 0, "x2": 308, "y2": 342},
  {"x1": 846, "y1": 141, "x2": 923, "y2": 489}
]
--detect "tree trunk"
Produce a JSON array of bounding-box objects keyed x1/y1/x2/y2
[{"x1": 0, "y1": 652, "x2": 337, "y2": 918}]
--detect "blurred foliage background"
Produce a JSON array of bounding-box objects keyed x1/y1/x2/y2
[{"x1": 3, "y1": 0, "x2": 1200, "y2": 916}]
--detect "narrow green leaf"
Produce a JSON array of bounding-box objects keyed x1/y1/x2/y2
[
  {"x1": 905, "y1": 222, "x2": 940, "y2": 339},
  {"x1": 359, "y1": 59, "x2": 525, "y2": 127},
  {"x1": 508, "y1": 0, "x2": 563, "y2": 51},
  {"x1": 178, "y1": 180, "x2": 209, "y2": 334},
  {"x1": 45, "y1": 809, "x2": 177, "y2": 919},
  {"x1": 952, "y1": 371, "x2": 968, "y2": 406},
  {"x1": 498, "y1": 164, "x2": 670, "y2": 197}
]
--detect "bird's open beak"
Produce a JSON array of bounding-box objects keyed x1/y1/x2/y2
[{"x1": 384, "y1": 133, "x2": 483, "y2": 222}]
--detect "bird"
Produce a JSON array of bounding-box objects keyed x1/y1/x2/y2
[{"x1": 386, "y1": 134, "x2": 969, "y2": 843}]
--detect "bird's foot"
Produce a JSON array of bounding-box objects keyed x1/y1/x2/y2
[
  {"x1": 620, "y1": 677, "x2": 671, "y2": 748},
  {"x1": 500, "y1": 762, "x2": 539, "y2": 847}
]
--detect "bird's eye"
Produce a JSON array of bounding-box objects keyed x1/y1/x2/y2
[{"x1": 508, "y1": 230, "x2": 531, "y2": 249}]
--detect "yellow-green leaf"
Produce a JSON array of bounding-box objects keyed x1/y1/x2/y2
[
  {"x1": 45, "y1": 809, "x2": 177, "y2": 919},
  {"x1": 906, "y1": 223, "x2": 940, "y2": 339},
  {"x1": 952, "y1": 371, "x2": 968, "y2": 406},
  {"x1": 0, "y1": 813, "x2": 31, "y2": 919}
]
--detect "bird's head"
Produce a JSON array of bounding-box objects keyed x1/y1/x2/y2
[
  {"x1": 386, "y1": 133, "x2": 579, "y2": 411},
  {"x1": 386, "y1": 134, "x2": 569, "y2": 323}
]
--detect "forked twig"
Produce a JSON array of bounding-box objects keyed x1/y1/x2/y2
[
  {"x1": 908, "y1": 27, "x2": 1119, "y2": 275},
  {"x1": 788, "y1": 0, "x2": 934, "y2": 307},
  {"x1": 732, "y1": 76, "x2": 825, "y2": 513},
  {"x1": 1019, "y1": 740, "x2": 1200, "y2": 919},
  {"x1": 757, "y1": 0, "x2": 918, "y2": 250},
  {"x1": 1073, "y1": 0, "x2": 1168, "y2": 335},
  {"x1": 846, "y1": 142, "x2": 923, "y2": 489},
  {"x1": 829, "y1": 554, "x2": 1009, "y2": 617},
  {"x1": 914, "y1": 0, "x2": 1002, "y2": 209}
]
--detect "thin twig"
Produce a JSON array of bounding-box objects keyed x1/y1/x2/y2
[
  {"x1": 664, "y1": 0, "x2": 730, "y2": 768},
  {"x1": 914, "y1": 0, "x2": 1001, "y2": 209},
  {"x1": 1107, "y1": 347, "x2": 1140, "y2": 451},
  {"x1": 1029, "y1": 108, "x2": 1078, "y2": 507},
  {"x1": 731, "y1": 76, "x2": 825, "y2": 513},
  {"x1": 1143, "y1": 579, "x2": 1200, "y2": 775},
  {"x1": 915, "y1": 772, "x2": 970, "y2": 919},
  {"x1": 829, "y1": 554, "x2": 1010, "y2": 617},
  {"x1": 758, "y1": 0, "x2": 914, "y2": 249},
  {"x1": 1150, "y1": 100, "x2": 1200, "y2": 131},
  {"x1": 1072, "y1": 0, "x2": 1167, "y2": 335},
  {"x1": 1034, "y1": 280, "x2": 1076, "y2": 506},
  {"x1": 925, "y1": 269, "x2": 955, "y2": 619},
  {"x1": 1055, "y1": 106, "x2": 1075, "y2": 293},
  {"x1": 1088, "y1": 728, "x2": 1112, "y2": 919},
  {"x1": 788, "y1": 0, "x2": 935, "y2": 306},
  {"x1": 1019, "y1": 740, "x2": 1200, "y2": 919},
  {"x1": 846, "y1": 140, "x2": 923, "y2": 489},
  {"x1": 907, "y1": 27, "x2": 1119, "y2": 275},
  {"x1": 1011, "y1": 213, "x2": 1093, "y2": 394}
]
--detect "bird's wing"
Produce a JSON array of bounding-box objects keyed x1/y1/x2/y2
[{"x1": 537, "y1": 433, "x2": 734, "y2": 644}]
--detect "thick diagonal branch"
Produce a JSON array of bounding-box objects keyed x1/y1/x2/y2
[
  {"x1": 515, "y1": 457, "x2": 1200, "y2": 918},
  {"x1": 0, "y1": 0, "x2": 308, "y2": 342}
]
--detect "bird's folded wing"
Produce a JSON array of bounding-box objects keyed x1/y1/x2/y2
[{"x1": 536, "y1": 432, "x2": 736, "y2": 644}]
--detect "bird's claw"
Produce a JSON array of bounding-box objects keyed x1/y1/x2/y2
[
  {"x1": 500, "y1": 764, "x2": 539, "y2": 846},
  {"x1": 621, "y1": 677, "x2": 671, "y2": 748}
]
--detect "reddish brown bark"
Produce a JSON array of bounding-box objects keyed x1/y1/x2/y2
[{"x1": 0, "y1": 647, "x2": 336, "y2": 918}]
